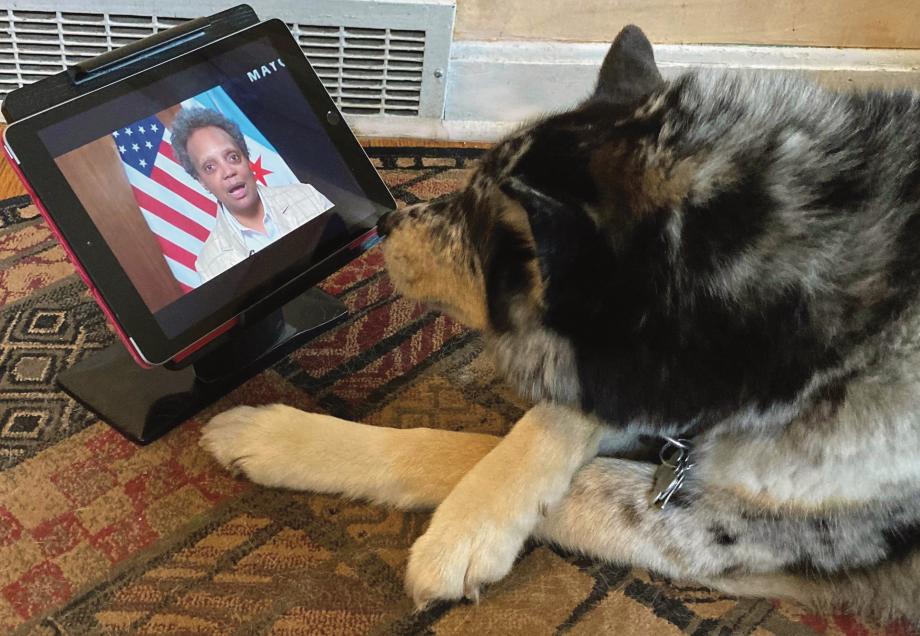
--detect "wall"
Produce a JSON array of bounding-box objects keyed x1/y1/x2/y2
[{"x1": 454, "y1": 0, "x2": 920, "y2": 49}]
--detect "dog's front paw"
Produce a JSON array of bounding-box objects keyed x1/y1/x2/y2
[
  {"x1": 405, "y1": 501, "x2": 526, "y2": 608},
  {"x1": 200, "y1": 404, "x2": 317, "y2": 487}
]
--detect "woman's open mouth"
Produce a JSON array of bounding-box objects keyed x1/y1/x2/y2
[{"x1": 228, "y1": 183, "x2": 247, "y2": 200}]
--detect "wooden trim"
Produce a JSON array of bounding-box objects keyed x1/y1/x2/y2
[
  {"x1": 455, "y1": 0, "x2": 920, "y2": 50},
  {"x1": 357, "y1": 137, "x2": 492, "y2": 148},
  {"x1": 0, "y1": 124, "x2": 26, "y2": 201}
]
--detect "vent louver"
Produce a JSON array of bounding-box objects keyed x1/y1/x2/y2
[
  {"x1": 0, "y1": 11, "x2": 188, "y2": 100},
  {"x1": 287, "y1": 23, "x2": 424, "y2": 115},
  {"x1": 0, "y1": 2, "x2": 453, "y2": 119}
]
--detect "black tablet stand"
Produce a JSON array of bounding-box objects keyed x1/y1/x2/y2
[
  {"x1": 58, "y1": 289, "x2": 346, "y2": 443},
  {"x1": 4, "y1": 5, "x2": 350, "y2": 443}
]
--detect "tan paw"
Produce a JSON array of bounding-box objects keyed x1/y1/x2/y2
[
  {"x1": 200, "y1": 404, "x2": 324, "y2": 488},
  {"x1": 404, "y1": 500, "x2": 527, "y2": 608}
]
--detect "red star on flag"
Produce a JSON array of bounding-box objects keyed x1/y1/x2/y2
[{"x1": 250, "y1": 156, "x2": 273, "y2": 185}]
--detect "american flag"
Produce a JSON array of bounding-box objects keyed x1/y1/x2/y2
[{"x1": 115, "y1": 114, "x2": 218, "y2": 291}]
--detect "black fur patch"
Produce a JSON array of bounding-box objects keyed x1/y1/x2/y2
[
  {"x1": 513, "y1": 124, "x2": 601, "y2": 209},
  {"x1": 882, "y1": 521, "x2": 920, "y2": 562},
  {"x1": 710, "y1": 526, "x2": 737, "y2": 546},
  {"x1": 567, "y1": 275, "x2": 834, "y2": 425},
  {"x1": 679, "y1": 167, "x2": 773, "y2": 272},
  {"x1": 482, "y1": 221, "x2": 537, "y2": 332},
  {"x1": 884, "y1": 209, "x2": 920, "y2": 325}
]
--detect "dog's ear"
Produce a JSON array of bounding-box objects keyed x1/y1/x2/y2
[{"x1": 594, "y1": 25, "x2": 663, "y2": 105}]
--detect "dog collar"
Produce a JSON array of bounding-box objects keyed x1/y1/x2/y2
[{"x1": 651, "y1": 436, "x2": 694, "y2": 510}]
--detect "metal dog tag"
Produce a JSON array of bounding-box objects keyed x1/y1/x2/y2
[{"x1": 651, "y1": 437, "x2": 694, "y2": 510}]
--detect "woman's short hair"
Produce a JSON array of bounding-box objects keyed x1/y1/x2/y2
[{"x1": 170, "y1": 107, "x2": 250, "y2": 179}]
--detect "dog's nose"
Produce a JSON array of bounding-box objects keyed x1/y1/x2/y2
[{"x1": 377, "y1": 210, "x2": 395, "y2": 238}]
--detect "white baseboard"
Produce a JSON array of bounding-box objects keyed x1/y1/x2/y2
[
  {"x1": 350, "y1": 39, "x2": 920, "y2": 142},
  {"x1": 348, "y1": 114, "x2": 517, "y2": 143}
]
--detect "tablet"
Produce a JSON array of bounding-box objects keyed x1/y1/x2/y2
[{"x1": 3, "y1": 19, "x2": 395, "y2": 366}]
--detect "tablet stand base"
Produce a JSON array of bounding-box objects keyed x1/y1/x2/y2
[{"x1": 58, "y1": 288, "x2": 347, "y2": 444}]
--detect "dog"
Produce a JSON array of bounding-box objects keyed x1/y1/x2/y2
[{"x1": 201, "y1": 25, "x2": 920, "y2": 622}]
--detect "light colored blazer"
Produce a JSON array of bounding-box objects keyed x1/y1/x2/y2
[{"x1": 195, "y1": 183, "x2": 333, "y2": 282}]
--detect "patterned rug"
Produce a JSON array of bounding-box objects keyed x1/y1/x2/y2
[{"x1": 0, "y1": 146, "x2": 915, "y2": 635}]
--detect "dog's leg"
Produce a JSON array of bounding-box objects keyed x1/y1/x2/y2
[
  {"x1": 201, "y1": 404, "x2": 640, "y2": 509},
  {"x1": 202, "y1": 403, "x2": 602, "y2": 606},
  {"x1": 202, "y1": 407, "x2": 824, "y2": 605},
  {"x1": 201, "y1": 404, "x2": 500, "y2": 509},
  {"x1": 535, "y1": 455, "x2": 920, "y2": 620},
  {"x1": 202, "y1": 406, "x2": 912, "y2": 615},
  {"x1": 404, "y1": 403, "x2": 603, "y2": 607},
  {"x1": 533, "y1": 457, "x2": 753, "y2": 581}
]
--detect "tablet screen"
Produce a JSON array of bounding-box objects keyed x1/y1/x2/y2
[{"x1": 34, "y1": 31, "x2": 384, "y2": 340}]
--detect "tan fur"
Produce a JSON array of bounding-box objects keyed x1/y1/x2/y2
[
  {"x1": 499, "y1": 199, "x2": 545, "y2": 310},
  {"x1": 202, "y1": 409, "x2": 920, "y2": 622},
  {"x1": 381, "y1": 211, "x2": 489, "y2": 331},
  {"x1": 201, "y1": 405, "x2": 499, "y2": 509},
  {"x1": 203, "y1": 403, "x2": 605, "y2": 607},
  {"x1": 404, "y1": 404, "x2": 603, "y2": 605},
  {"x1": 588, "y1": 143, "x2": 697, "y2": 219}
]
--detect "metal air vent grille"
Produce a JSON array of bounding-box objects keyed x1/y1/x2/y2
[
  {"x1": 0, "y1": 10, "x2": 188, "y2": 100},
  {"x1": 0, "y1": 2, "x2": 454, "y2": 119},
  {"x1": 289, "y1": 23, "x2": 424, "y2": 115}
]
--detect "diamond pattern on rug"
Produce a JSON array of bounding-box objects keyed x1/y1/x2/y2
[
  {"x1": 0, "y1": 281, "x2": 110, "y2": 467},
  {"x1": 0, "y1": 196, "x2": 35, "y2": 229}
]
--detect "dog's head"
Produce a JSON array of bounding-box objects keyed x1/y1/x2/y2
[
  {"x1": 380, "y1": 26, "x2": 664, "y2": 329},
  {"x1": 379, "y1": 26, "x2": 853, "y2": 430}
]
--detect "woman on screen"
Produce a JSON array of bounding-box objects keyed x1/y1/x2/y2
[{"x1": 171, "y1": 107, "x2": 333, "y2": 282}]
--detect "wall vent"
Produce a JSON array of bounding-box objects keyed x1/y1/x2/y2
[
  {"x1": 287, "y1": 23, "x2": 426, "y2": 116},
  {"x1": 1, "y1": 0, "x2": 454, "y2": 119}
]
